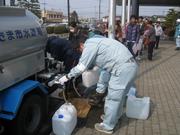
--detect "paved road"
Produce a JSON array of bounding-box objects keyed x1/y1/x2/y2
[{"x1": 73, "y1": 41, "x2": 180, "y2": 135}]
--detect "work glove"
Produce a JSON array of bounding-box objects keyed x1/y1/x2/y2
[{"x1": 54, "y1": 75, "x2": 69, "y2": 85}]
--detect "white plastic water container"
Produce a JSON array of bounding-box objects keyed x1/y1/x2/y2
[
  {"x1": 52, "y1": 103, "x2": 77, "y2": 135},
  {"x1": 82, "y1": 66, "x2": 100, "y2": 88},
  {"x1": 126, "y1": 96, "x2": 150, "y2": 120}
]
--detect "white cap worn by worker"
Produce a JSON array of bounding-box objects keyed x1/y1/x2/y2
[{"x1": 176, "y1": 19, "x2": 180, "y2": 22}]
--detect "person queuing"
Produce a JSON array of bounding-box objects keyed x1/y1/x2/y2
[
  {"x1": 121, "y1": 21, "x2": 128, "y2": 44},
  {"x1": 115, "y1": 20, "x2": 123, "y2": 42},
  {"x1": 175, "y1": 19, "x2": 180, "y2": 50},
  {"x1": 139, "y1": 16, "x2": 145, "y2": 35},
  {"x1": 102, "y1": 22, "x2": 109, "y2": 37},
  {"x1": 144, "y1": 21, "x2": 156, "y2": 61},
  {"x1": 142, "y1": 18, "x2": 150, "y2": 50},
  {"x1": 69, "y1": 22, "x2": 81, "y2": 41},
  {"x1": 136, "y1": 16, "x2": 145, "y2": 60},
  {"x1": 155, "y1": 21, "x2": 163, "y2": 49},
  {"x1": 126, "y1": 15, "x2": 140, "y2": 57},
  {"x1": 55, "y1": 35, "x2": 138, "y2": 134}
]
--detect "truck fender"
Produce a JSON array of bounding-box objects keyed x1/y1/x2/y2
[{"x1": 0, "y1": 80, "x2": 48, "y2": 120}]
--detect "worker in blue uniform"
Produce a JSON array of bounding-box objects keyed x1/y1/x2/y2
[
  {"x1": 88, "y1": 68, "x2": 110, "y2": 105},
  {"x1": 87, "y1": 33, "x2": 111, "y2": 105},
  {"x1": 46, "y1": 36, "x2": 81, "y2": 72},
  {"x1": 175, "y1": 19, "x2": 180, "y2": 50},
  {"x1": 55, "y1": 35, "x2": 138, "y2": 134}
]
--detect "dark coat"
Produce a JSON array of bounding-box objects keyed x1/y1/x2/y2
[{"x1": 46, "y1": 36, "x2": 81, "y2": 72}]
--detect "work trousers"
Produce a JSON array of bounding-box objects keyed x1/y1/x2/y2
[
  {"x1": 155, "y1": 36, "x2": 160, "y2": 49},
  {"x1": 102, "y1": 61, "x2": 138, "y2": 130},
  {"x1": 148, "y1": 41, "x2": 155, "y2": 60}
]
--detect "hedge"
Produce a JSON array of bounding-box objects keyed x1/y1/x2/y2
[
  {"x1": 168, "y1": 30, "x2": 175, "y2": 37},
  {"x1": 46, "y1": 25, "x2": 68, "y2": 34},
  {"x1": 46, "y1": 26, "x2": 54, "y2": 34}
]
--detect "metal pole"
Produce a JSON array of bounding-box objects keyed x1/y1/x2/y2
[
  {"x1": 43, "y1": 0, "x2": 46, "y2": 11},
  {"x1": 108, "y1": 0, "x2": 116, "y2": 39},
  {"x1": 3, "y1": 0, "x2": 5, "y2": 6},
  {"x1": 121, "y1": 0, "x2": 126, "y2": 27},
  {"x1": 0, "y1": 0, "x2": 5, "y2": 6},
  {"x1": 127, "y1": 0, "x2": 131, "y2": 22},
  {"x1": 99, "y1": 0, "x2": 101, "y2": 21},
  {"x1": 67, "y1": 0, "x2": 70, "y2": 25},
  {"x1": 132, "y1": 0, "x2": 139, "y2": 17}
]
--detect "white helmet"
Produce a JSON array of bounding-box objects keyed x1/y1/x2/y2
[{"x1": 177, "y1": 19, "x2": 180, "y2": 22}]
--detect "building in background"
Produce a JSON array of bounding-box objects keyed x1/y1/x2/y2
[
  {"x1": 42, "y1": 10, "x2": 63, "y2": 23},
  {"x1": 102, "y1": 16, "x2": 121, "y2": 23},
  {"x1": 0, "y1": 0, "x2": 16, "y2": 6},
  {"x1": 156, "y1": 16, "x2": 166, "y2": 22},
  {"x1": 10, "y1": 0, "x2": 15, "y2": 6},
  {"x1": 62, "y1": 16, "x2": 68, "y2": 23},
  {"x1": 0, "y1": 0, "x2": 5, "y2": 6}
]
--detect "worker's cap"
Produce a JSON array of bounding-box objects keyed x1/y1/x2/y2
[{"x1": 177, "y1": 19, "x2": 180, "y2": 22}]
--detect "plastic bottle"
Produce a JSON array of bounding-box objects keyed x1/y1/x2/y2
[{"x1": 52, "y1": 103, "x2": 77, "y2": 135}]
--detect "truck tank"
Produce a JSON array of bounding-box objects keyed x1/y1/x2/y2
[{"x1": 0, "y1": 7, "x2": 47, "y2": 91}]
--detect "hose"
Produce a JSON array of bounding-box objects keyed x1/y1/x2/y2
[
  {"x1": 62, "y1": 85, "x2": 68, "y2": 103},
  {"x1": 48, "y1": 75, "x2": 82, "y2": 103},
  {"x1": 72, "y1": 77, "x2": 82, "y2": 97},
  {"x1": 63, "y1": 77, "x2": 83, "y2": 103},
  {"x1": 62, "y1": 90, "x2": 68, "y2": 103}
]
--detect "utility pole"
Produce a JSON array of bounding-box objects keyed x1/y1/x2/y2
[
  {"x1": 67, "y1": 0, "x2": 70, "y2": 25},
  {"x1": 41, "y1": 0, "x2": 47, "y2": 22},
  {"x1": 99, "y1": 0, "x2": 101, "y2": 21},
  {"x1": 42, "y1": 0, "x2": 47, "y2": 12},
  {"x1": 94, "y1": 6, "x2": 99, "y2": 19}
]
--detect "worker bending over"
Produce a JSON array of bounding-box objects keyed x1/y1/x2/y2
[{"x1": 55, "y1": 35, "x2": 138, "y2": 134}]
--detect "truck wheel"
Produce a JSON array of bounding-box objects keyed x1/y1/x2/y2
[{"x1": 14, "y1": 95, "x2": 44, "y2": 135}]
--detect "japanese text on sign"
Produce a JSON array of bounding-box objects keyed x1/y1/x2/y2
[{"x1": 0, "y1": 27, "x2": 43, "y2": 42}]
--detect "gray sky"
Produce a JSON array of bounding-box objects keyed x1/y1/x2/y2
[{"x1": 39, "y1": 0, "x2": 177, "y2": 18}]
